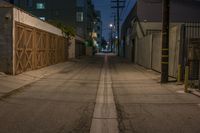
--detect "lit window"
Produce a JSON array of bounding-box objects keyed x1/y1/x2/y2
[
  {"x1": 76, "y1": 12, "x2": 83, "y2": 22},
  {"x1": 36, "y1": 3, "x2": 45, "y2": 9},
  {"x1": 39, "y1": 17, "x2": 45, "y2": 20}
]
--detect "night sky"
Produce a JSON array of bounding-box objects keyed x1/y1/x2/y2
[{"x1": 92, "y1": 0, "x2": 136, "y2": 40}]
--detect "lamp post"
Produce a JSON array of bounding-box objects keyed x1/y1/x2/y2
[{"x1": 109, "y1": 24, "x2": 113, "y2": 52}]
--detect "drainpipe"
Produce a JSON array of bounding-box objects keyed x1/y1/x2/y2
[{"x1": 136, "y1": 16, "x2": 145, "y2": 37}]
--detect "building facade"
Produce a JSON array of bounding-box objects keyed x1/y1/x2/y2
[
  {"x1": 121, "y1": 0, "x2": 200, "y2": 62},
  {"x1": 6, "y1": 0, "x2": 101, "y2": 58},
  {"x1": 8, "y1": 0, "x2": 100, "y2": 40},
  {"x1": 94, "y1": 10, "x2": 102, "y2": 47},
  {"x1": 121, "y1": 0, "x2": 200, "y2": 79},
  {"x1": 13, "y1": 0, "x2": 76, "y2": 27}
]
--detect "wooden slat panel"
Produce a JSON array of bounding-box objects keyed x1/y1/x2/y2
[
  {"x1": 15, "y1": 22, "x2": 67, "y2": 74},
  {"x1": 15, "y1": 22, "x2": 34, "y2": 74}
]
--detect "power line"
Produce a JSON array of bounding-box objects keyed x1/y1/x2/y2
[
  {"x1": 111, "y1": 0, "x2": 125, "y2": 56},
  {"x1": 120, "y1": 0, "x2": 131, "y2": 19}
]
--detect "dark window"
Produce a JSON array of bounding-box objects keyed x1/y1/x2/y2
[
  {"x1": 77, "y1": 0, "x2": 84, "y2": 7},
  {"x1": 27, "y1": 0, "x2": 33, "y2": 7}
]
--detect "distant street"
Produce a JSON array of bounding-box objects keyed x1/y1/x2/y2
[{"x1": 0, "y1": 54, "x2": 200, "y2": 133}]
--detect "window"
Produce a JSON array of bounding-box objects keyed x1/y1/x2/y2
[
  {"x1": 36, "y1": 3, "x2": 45, "y2": 9},
  {"x1": 54, "y1": 10, "x2": 59, "y2": 17},
  {"x1": 76, "y1": 12, "x2": 83, "y2": 22},
  {"x1": 77, "y1": 0, "x2": 84, "y2": 7},
  {"x1": 27, "y1": 0, "x2": 33, "y2": 7},
  {"x1": 39, "y1": 17, "x2": 45, "y2": 20},
  {"x1": 76, "y1": 27, "x2": 84, "y2": 35}
]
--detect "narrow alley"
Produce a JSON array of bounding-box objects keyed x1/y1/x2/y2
[{"x1": 0, "y1": 54, "x2": 200, "y2": 133}]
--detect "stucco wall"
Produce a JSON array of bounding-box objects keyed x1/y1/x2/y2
[
  {"x1": 13, "y1": 8, "x2": 63, "y2": 36},
  {"x1": 0, "y1": 7, "x2": 13, "y2": 74},
  {"x1": 151, "y1": 34, "x2": 162, "y2": 72},
  {"x1": 137, "y1": 0, "x2": 200, "y2": 22},
  {"x1": 142, "y1": 26, "x2": 180, "y2": 78},
  {"x1": 136, "y1": 22, "x2": 162, "y2": 39},
  {"x1": 125, "y1": 44, "x2": 132, "y2": 62},
  {"x1": 0, "y1": 6, "x2": 75, "y2": 74},
  {"x1": 136, "y1": 22, "x2": 184, "y2": 39},
  {"x1": 137, "y1": 35, "x2": 152, "y2": 69},
  {"x1": 68, "y1": 37, "x2": 76, "y2": 59},
  {"x1": 168, "y1": 25, "x2": 181, "y2": 77}
]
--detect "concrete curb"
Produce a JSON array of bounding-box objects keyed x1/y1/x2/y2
[
  {"x1": 190, "y1": 89, "x2": 200, "y2": 97},
  {"x1": 0, "y1": 61, "x2": 75, "y2": 99}
]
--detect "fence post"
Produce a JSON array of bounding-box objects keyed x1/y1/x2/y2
[
  {"x1": 177, "y1": 64, "x2": 182, "y2": 83},
  {"x1": 184, "y1": 66, "x2": 189, "y2": 92}
]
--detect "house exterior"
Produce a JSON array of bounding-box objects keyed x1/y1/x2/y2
[{"x1": 121, "y1": 0, "x2": 200, "y2": 79}]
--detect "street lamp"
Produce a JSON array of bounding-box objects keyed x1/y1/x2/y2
[{"x1": 109, "y1": 23, "x2": 114, "y2": 52}]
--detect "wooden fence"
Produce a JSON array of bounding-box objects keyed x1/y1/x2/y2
[{"x1": 15, "y1": 22, "x2": 67, "y2": 74}]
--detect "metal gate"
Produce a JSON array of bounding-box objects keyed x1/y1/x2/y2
[
  {"x1": 180, "y1": 22, "x2": 200, "y2": 89},
  {"x1": 15, "y1": 22, "x2": 67, "y2": 75}
]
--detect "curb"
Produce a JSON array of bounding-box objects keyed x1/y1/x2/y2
[
  {"x1": 190, "y1": 89, "x2": 200, "y2": 97},
  {"x1": 0, "y1": 62, "x2": 75, "y2": 100}
]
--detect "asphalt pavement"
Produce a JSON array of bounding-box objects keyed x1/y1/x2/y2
[
  {"x1": 0, "y1": 56, "x2": 103, "y2": 133},
  {"x1": 0, "y1": 54, "x2": 200, "y2": 133},
  {"x1": 109, "y1": 56, "x2": 200, "y2": 133}
]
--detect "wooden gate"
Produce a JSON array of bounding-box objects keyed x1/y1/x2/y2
[
  {"x1": 35, "y1": 30, "x2": 48, "y2": 69},
  {"x1": 15, "y1": 23, "x2": 34, "y2": 74},
  {"x1": 15, "y1": 22, "x2": 67, "y2": 75},
  {"x1": 48, "y1": 34, "x2": 56, "y2": 65}
]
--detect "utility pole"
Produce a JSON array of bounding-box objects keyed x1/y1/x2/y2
[
  {"x1": 111, "y1": 13, "x2": 117, "y2": 52},
  {"x1": 111, "y1": 0, "x2": 125, "y2": 56},
  {"x1": 161, "y1": 0, "x2": 170, "y2": 83},
  {"x1": 109, "y1": 24, "x2": 113, "y2": 52}
]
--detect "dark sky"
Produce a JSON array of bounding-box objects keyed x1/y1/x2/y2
[{"x1": 92, "y1": 0, "x2": 136, "y2": 40}]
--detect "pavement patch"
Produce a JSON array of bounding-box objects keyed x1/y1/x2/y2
[
  {"x1": 90, "y1": 55, "x2": 119, "y2": 133},
  {"x1": 176, "y1": 90, "x2": 185, "y2": 94}
]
